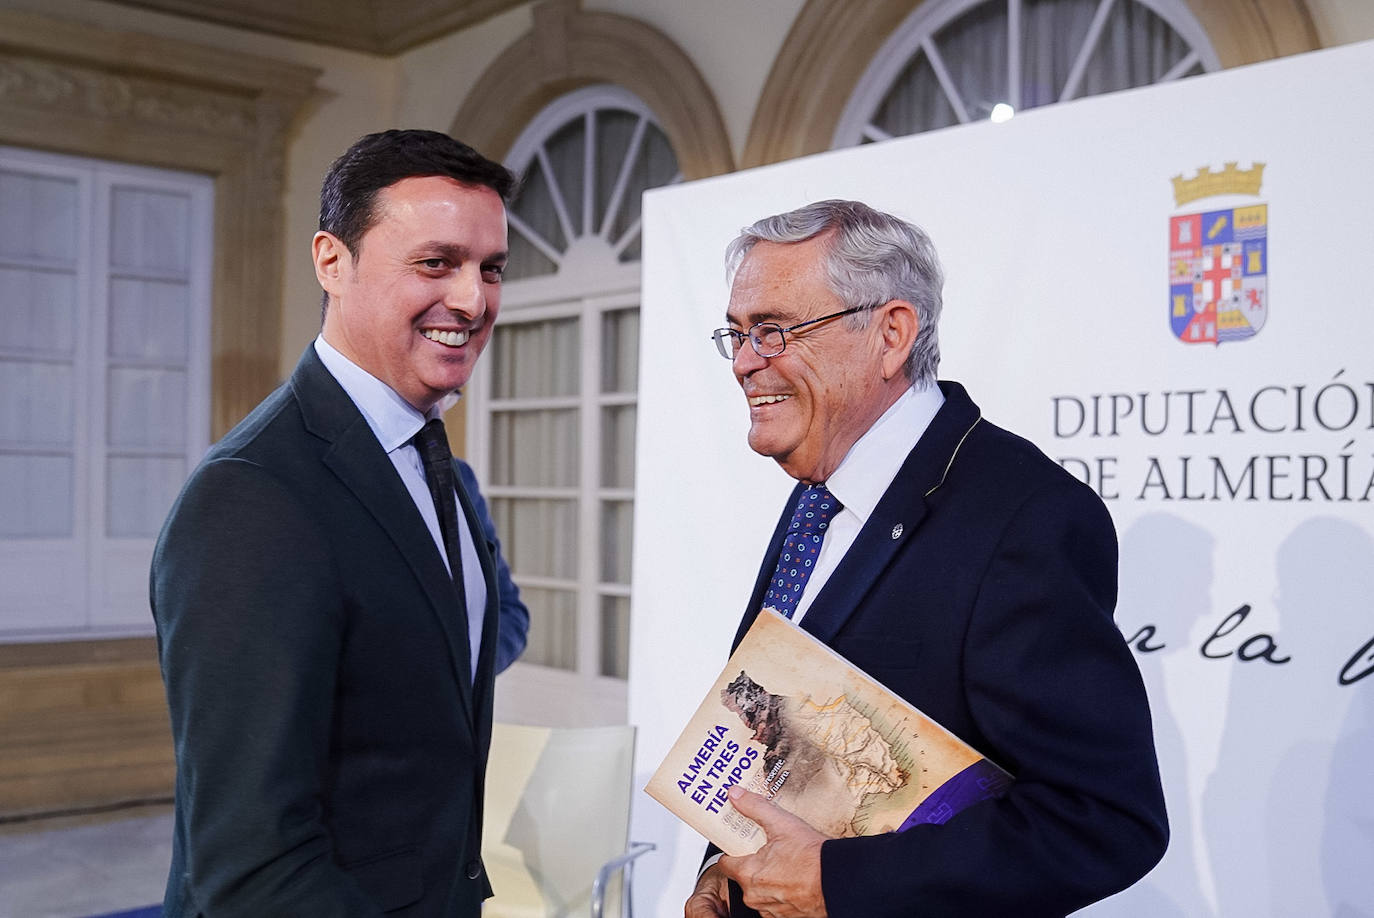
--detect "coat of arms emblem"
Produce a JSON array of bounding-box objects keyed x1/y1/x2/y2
[{"x1": 1168, "y1": 163, "x2": 1267, "y2": 345}]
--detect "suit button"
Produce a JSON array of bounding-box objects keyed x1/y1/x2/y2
[{"x1": 466, "y1": 860, "x2": 482, "y2": 880}]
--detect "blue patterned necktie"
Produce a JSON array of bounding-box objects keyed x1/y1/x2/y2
[{"x1": 762, "y1": 485, "x2": 842, "y2": 619}]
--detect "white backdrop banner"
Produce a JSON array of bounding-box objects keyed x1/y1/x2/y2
[{"x1": 628, "y1": 41, "x2": 1374, "y2": 917}]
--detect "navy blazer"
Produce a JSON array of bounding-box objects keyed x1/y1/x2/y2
[
  {"x1": 723, "y1": 382, "x2": 1167, "y2": 918},
  {"x1": 152, "y1": 346, "x2": 500, "y2": 917}
]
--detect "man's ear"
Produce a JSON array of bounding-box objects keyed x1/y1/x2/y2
[
  {"x1": 877, "y1": 299, "x2": 919, "y2": 381},
  {"x1": 313, "y1": 231, "x2": 347, "y2": 300}
]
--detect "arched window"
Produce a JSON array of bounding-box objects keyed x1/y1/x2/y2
[
  {"x1": 467, "y1": 85, "x2": 680, "y2": 723},
  {"x1": 503, "y1": 86, "x2": 680, "y2": 281},
  {"x1": 834, "y1": 0, "x2": 1219, "y2": 145}
]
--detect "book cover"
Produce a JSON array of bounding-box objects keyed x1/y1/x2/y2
[{"x1": 644, "y1": 609, "x2": 1012, "y2": 856}]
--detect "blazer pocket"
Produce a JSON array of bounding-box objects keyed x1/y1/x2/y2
[{"x1": 344, "y1": 846, "x2": 423, "y2": 912}]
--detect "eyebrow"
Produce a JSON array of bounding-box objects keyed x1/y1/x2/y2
[
  {"x1": 724, "y1": 307, "x2": 790, "y2": 327},
  {"x1": 413, "y1": 242, "x2": 508, "y2": 264}
]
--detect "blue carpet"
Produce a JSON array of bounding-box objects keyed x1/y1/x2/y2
[{"x1": 87, "y1": 908, "x2": 159, "y2": 918}]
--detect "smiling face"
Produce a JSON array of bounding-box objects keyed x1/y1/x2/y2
[
  {"x1": 315, "y1": 175, "x2": 508, "y2": 413},
  {"x1": 727, "y1": 236, "x2": 913, "y2": 483}
]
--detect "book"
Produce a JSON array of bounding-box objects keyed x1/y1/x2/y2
[{"x1": 644, "y1": 609, "x2": 1012, "y2": 856}]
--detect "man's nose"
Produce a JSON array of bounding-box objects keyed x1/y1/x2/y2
[
  {"x1": 444, "y1": 267, "x2": 486, "y2": 319},
  {"x1": 731, "y1": 337, "x2": 768, "y2": 376}
]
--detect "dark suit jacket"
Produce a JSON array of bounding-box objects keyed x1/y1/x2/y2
[
  {"x1": 722, "y1": 382, "x2": 1167, "y2": 918},
  {"x1": 152, "y1": 346, "x2": 501, "y2": 917}
]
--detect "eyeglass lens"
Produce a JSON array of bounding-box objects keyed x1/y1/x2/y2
[
  {"x1": 751, "y1": 325, "x2": 786, "y2": 357},
  {"x1": 713, "y1": 324, "x2": 788, "y2": 359}
]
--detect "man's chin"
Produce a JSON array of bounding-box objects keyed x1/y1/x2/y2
[
  {"x1": 746, "y1": 429, "x2": 797, "y2": 468},
  {"x1": 420, "y1": 362, "x2": 475, "y2": 399},
  {"x1": 407, "y1": 375, "x2": 469, "y2": 414},
  {"x1": 745, "y1": 428, "x2": 779, "y2": 460}
]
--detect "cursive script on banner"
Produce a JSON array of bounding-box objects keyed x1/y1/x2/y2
[{"x1": 1124, "y1": 602, "x2": 1374, "y2": 686}]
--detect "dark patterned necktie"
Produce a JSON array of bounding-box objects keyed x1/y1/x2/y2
[
  {"x1": 413, "y1": 418, "x2": 465, "y2": 591},
  {"x1": 762, "y1": 484, "x2": 842, "y2": 619},
  {"x1": 413, "y1": 418, "x2": 475, "y2": 681}
]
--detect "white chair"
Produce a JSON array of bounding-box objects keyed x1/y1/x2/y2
[{"x1": 482, "y1": 723, "x2": 654, "y2": 918}]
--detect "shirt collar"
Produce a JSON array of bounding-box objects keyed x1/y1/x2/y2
[
  {"x1": 825, "y1": 382, "x2": 945, "y2": 525},
  {"x1": 313, "y1": 335, "x2": 434, "y2": 452}
]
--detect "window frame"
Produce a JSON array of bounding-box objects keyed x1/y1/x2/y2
[
  {"x1": 467, "y1": 85, "x2": 679, "y2": 724},
  {"x1": 0, "y1": 145, "x2": 213, "y2": 642},
  {"x1": 832, "y1": 0, "x2": 1222, "y2": 147}
]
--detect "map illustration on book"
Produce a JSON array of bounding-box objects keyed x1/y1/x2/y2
[{"x1": 645, "y1": 610, "x2": 1012, "y2": 856}]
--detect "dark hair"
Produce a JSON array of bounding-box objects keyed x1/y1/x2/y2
[
  {"x1": 317, "y1": 130, "x2": 516, "y2": 319},
  {"x1": 319, "y1": 129, "x2": 516, "y2": 256}
]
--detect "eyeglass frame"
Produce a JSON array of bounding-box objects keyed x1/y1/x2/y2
[{"x1": 710, "y1": 304, "x2": 874, "y2": 360}]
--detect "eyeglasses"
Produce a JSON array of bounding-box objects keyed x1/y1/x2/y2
[{"x1": 711, "y1": 305, "x2": 872, "y2": 360}]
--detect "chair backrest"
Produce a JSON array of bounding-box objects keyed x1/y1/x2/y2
[{"x1": 482, "y1": 723, "x2": 636, "y2": 918}]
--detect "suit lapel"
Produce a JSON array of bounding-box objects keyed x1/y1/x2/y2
[
  {"x1": 798, "y1": 474, "x2": 932, "y2": 644},
  {"x1": 291, "y1": 348, "x2": 479, "y2": 719},
  {"x1": 454, "y1": 468, "x2": 499, "y2": 741},
  {"x1": 745, "y1": 382, "x2": 983, "y2": 647}
]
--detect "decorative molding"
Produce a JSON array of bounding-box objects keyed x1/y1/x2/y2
[
  {"x1": 1182, "y1": 0, "x2": 1320, "y2": 67},
  {"x1": 0, "y1": 57, "x2": 256, "y2": 136},
  {"x1": 103, "y1": 0, "x2": 527, "y2": 55},
  {"x1": 0, "y1": 9, "x2": 322, "y2": 439},
  {"x1": 741, "y1": 0, "x2": 912, "y2": 169},
  {"x1": 744, "y1": 0, "x2": 1323, "y2": 169},
  {"x1": 449, "y1": 1, "x2": 734, "y2": 181}
]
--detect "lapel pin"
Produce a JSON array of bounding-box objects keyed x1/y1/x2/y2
[{"x1": 891, "y1": 523, "x2": 904, "y2": 540}]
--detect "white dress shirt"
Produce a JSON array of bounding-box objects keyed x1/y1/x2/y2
[
  {"x1": 314, "y1": 335, "x2": 486, "y2": 679},
  {"x1": 792, "y1": 383, "x2": 945, "y2": 624}
]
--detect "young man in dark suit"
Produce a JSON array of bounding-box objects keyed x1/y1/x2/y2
[
  {"x1": 153, "y1": 130, "x2": 520, "y2": 916},
  {"x1": 687, "y1": 200, "x2": 1168, "y2": 918}
]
